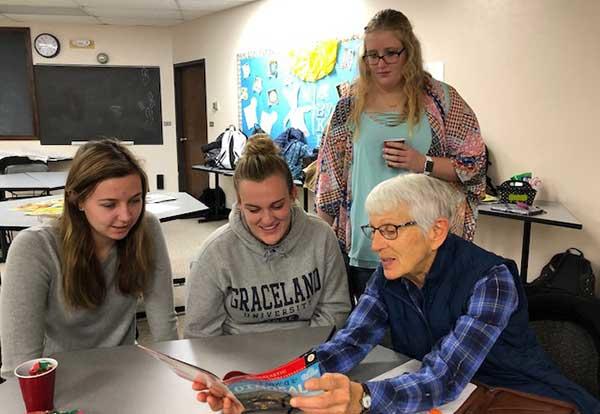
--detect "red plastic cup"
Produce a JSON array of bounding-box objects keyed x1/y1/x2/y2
[{"x1": 14, "y1": 357, "x2": 58, "y2": 413}]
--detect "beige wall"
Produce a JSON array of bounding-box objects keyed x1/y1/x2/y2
[
  {"x1": 2, "y1": 0, "x2": 598, "y2": 289},
  {"x1": 0, "y1": 22, "x2": 178, "y2": 191},
  {"x1": 172, "y1": 0, "x2": 600, "y2": 289}
]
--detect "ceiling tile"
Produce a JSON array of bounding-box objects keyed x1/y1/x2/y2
[
  {"x1": 180, "y1": 9, "x2": 212, "y2": 20},
  {"x1": 177, "y1": 0, "x2": 240, "y2": 10},
  {"x1": 0, "y1": 14, "x2": 17, "y2": 22},
  {"x1": 0, "y1": 5, "x2": 86, "y2": 15},
  {"x1": 96, "y1": 16, "x2": 181, "y2": 26},
  {"x1": 85, "y1": 7, "x2": 180, "y2": 19},
  {"x1": 0, "y1": 0, "x2": 78, "y2": 6},
  {"x1": 78, "y1": 0, "x2": 176, "y2": 9},
  {"x1": 4, "y1": 13, "x2": 99, "y2": 23}
]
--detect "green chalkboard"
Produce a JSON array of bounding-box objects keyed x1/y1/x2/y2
[
  {"x1": 0, "y1": 28, "x2": 37, "y2": 138},
  {"x1": 35, "y1": 65, "x2": 163, "y2": 145}
]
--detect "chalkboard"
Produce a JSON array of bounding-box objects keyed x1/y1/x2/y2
[
  {"x1": 0, "y1": 28, "x2": 36, "y2": 137},
  {"x1": 35, "y1": 65, "x2": 163, "y2": 145}
]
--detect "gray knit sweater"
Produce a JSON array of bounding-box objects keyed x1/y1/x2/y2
[
  {"x1": 184, "y1": 205, "x2": 350, "y2": 338},
  {"x1": 0, "y1": 213, "x2": 178, "y2": 377}
]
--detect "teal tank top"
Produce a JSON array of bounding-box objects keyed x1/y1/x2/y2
[{"x1": 349, "y1": 112, "x2": 432, "y2": 268}]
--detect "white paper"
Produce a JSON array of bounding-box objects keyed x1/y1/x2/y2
[
  {"x1": 136, "y1": 345, "x2": 243, "y2": 409},
  {"x1": 369, "y1": 359, "x2": 476, "y2": 413},
  {"x1": 146, "y1": 193, "x2": 177, "y2": 204},
  {"x1": 243, "y1": 97, "x2": 258, "y2": 129},
  {"x1": 259, "y1": 111, "x2": 278, "y2": 134}
]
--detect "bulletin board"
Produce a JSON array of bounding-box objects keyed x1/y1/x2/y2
[{"x1": 237, "y1": 38, "x2": 361, "y2": 150}]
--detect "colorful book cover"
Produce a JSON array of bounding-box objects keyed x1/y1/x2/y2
[{"x1": 137, "y1": 345, "x2": 321, "y2": 412}]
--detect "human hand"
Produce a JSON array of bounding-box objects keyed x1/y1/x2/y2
[
  {"x1": 289, "y1": 373, "x2": 364, "y2": 414},
  {"x1": 193, "y1": 381, "x2": 243, "y2": 414},
  {"x1": 383, "y1": 141, "x2": 426, "y2": 173}
]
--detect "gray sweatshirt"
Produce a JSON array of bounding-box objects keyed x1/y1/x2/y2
[
  {"x1": 0, "y1": 213, "x2": 178, "y2": 377},
  {"x1": 184, "y1": 205, "x2": 350, "y2": 338}
]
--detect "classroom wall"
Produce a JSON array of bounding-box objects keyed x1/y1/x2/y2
[
  {"x1": 172, "y1": 0, "x2": 600, "y2": 290},
  {"x1": 0, "y1": 22, "x2": 178, "y2": 191}
]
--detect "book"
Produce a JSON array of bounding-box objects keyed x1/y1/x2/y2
[
  {"x1": 137, "y1": 345, "x2": 322, "y2": 412},
  {"x1": 488, "y1": 203, "x2": 545, "y2": 216}
]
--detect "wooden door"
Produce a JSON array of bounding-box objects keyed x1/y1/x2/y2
[{"x1": 174, "y1": 60, "x2": 208, "y2": 197}]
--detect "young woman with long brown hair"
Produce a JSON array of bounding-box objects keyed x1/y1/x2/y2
[{"x1": 1, "y1": 139, "x2": 177, "y2": 377}]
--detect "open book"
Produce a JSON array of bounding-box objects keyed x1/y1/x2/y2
[{"x1": 137, "y1": 345, "x2": 321, "y2": 412}]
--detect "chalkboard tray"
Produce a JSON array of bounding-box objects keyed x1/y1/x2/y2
[{"x1": 35, "y1": 65, "x2": 163, "y2": 145}]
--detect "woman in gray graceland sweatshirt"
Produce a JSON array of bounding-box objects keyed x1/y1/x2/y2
[
  {"x1": 184, "y1": 136, "x2": 351, "y2": 338},
  {"x1": 0, "y1": 140, "x2": 177, "y2": 377}
]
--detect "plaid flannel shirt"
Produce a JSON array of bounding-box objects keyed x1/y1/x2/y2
[{"x1": 315, "y1": 264, "x2": 518, "y2": 413}]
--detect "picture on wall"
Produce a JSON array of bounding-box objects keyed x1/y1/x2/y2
[{"x1": 237, "y1": 38, "x2": 361, "y2": 150}]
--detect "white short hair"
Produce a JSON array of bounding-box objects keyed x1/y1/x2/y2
[{"x1": 365, "y1": 174, "x2": 466, "y2": 234}]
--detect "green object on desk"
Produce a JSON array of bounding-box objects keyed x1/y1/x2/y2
[
  {"x1": 510, "y1": 172, "x2": 532, "y2": 181},
  {"x1": 508, "y1": 193, "x2": 529, "y2": 203}
]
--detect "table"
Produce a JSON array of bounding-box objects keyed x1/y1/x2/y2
[
  {"x1": 478, "y1": 201, "x2": 583, "y2": 284},
  {"x1": 0, "y1": 326, "x2": 407, "y2": 413},
  {"x1": 192, "y1": 164, "x2": 310, "y2": 218},
  {"x1": 0, "y1": 171, "x2": 69, "y2": 200},
  {"x1": 0, "y1": 191, "x2": 207, "y2": 261}
]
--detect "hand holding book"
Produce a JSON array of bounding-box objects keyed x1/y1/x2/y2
[{"x1": 137, "y1": 345, "x2": 321, "y2": 413}]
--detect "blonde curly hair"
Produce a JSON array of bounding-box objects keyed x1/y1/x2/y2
[{"x1": 351, "y1": 9, "x2": 427, "y2": 138}]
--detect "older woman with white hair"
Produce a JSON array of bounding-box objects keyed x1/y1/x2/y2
[{"x1": 195, "y1": 174, "x2": 599, "y2": 414}]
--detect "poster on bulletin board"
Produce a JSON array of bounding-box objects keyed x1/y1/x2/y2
[{"x1": 237, "y1": 38, "x2": 362, "y2": 150}]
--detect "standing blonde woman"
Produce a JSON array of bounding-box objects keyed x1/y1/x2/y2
[
  {"x1": 1, "y1": 139, "x2": 177, "y2": 377},
  {"x1": 315, "y1": 9, "x2": 487, "y2": 302}
]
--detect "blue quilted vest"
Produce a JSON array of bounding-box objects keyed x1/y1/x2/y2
[{"x1": 377, "y1": 234, "x2": 600, "y2": 413}]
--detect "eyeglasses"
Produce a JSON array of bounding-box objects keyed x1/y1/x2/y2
[
  {"x1": 362, "y1": 48, "x2": 406, "y2": 65},
  {"x1": 360, "y1": 220, "x2": 417, "y2": 240}
]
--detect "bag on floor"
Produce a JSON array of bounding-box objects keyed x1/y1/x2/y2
[
  {"x1": 528, "y1": 248, "x2": 596, "y2": 297},
  {"x1": 216, "y1": 125, "x2": 248, "y2": 170}
]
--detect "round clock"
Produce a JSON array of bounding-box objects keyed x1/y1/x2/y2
[
  {"x1": 34, "y1": 33, "x2": 60, "y2": 58},
  {"x1": 96, "y1": 52, "x2": 109, "y2": 64}
]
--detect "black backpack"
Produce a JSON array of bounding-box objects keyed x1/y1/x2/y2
[
  {"x1": 528, "y1": 248, "x2": 596, "y2": 297},
  {"x1": 198, "y1": 187, "x2": 229, "y2": 216}
]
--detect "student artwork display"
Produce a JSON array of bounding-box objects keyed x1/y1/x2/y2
[{"x1": 238, "y1": 38, "x2": 361, "y2": 149}]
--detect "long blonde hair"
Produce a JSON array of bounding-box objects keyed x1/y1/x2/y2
[
  {"x1": 60, "y1": 139, "x2": 152, "y2": 309},
  {"x1": 351, "y1": 9, "x2": 427, "y2": 137}
]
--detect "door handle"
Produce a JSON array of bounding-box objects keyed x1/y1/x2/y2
[{"x1": 179, "y1": 137, "x2": 188, "y2": 142}]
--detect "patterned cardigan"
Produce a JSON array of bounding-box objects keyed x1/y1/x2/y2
[{"x1": 315, "y1": 76, "x2": 487, "y2": 252}]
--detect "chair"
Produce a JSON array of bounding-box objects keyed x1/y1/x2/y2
[
  {"x1": 3, "y1": 163, "x2": 48, "y2": 174},
  {"x1": 527, "y1": 291, "x2": 600, "y2": 398}
]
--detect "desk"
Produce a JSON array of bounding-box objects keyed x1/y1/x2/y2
[
  {"x1": 0, "y1": 171, "x2": 68, "y2": 200},
  {"x1": 0, "y1": 191, "x2": 207, "y2": 261},
  {"x1": 0, "y1": 327, "x2": 406, "y2": 413},
  {"x1": 192, "y1": 164, "x2": 310, "y2": 216},
  {"x1": 478, "y1": 201, "x2": 582, "y2": 284}
]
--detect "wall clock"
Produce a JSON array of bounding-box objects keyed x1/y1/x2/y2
[{"x1": 34, "y1": 33, "x2": 60, "y2": 58}]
